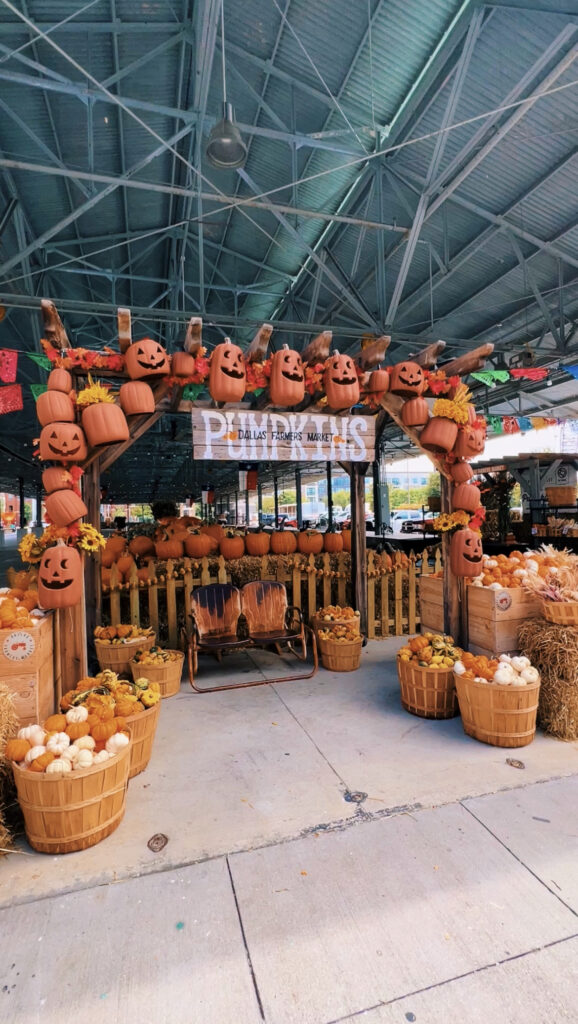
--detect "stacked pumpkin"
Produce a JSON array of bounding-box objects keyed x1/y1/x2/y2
[
  {"x1": 0, "y1": 586, "x2": 42, "y2": 629},
  {"x1": 4, "y1": 706, "x2": 130, "y2": 774},
  {"x1": 120, "y1": 337, "x2": 169, "y2": 415},
  {"x1": 38, "y1": 369, "x2": 88, "y2": 529}
]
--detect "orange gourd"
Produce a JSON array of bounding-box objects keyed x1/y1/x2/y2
[
  {"x1": 401, "y1": 397, "x2": 429, "y2": 428},
  {"x1": 453, "y1": 483, "x2": 482, "y2": 514},
  {"x1": 42, "y1": 466, "x2": 74, "y2": 494},
  {"x1": 364, "y1": 368, "x2": 389, "y2": 395},
  {"x1": 29, "y1": 752, "x2": 56, "y2": 772},
  {"x1": 36, "y1": 390, "x2": 75, "y2": 426},
  {"x1": 47, "y1": 368, "x2": 73, "y2": 393},
  {"x1": 171, "y1": 351, "x2": 197, "y2": 377},
  {"x1": 119, "y1": 380, "x2": 156, "y2": 416},
  {"x1": 91, "y1": 719, "x2": 117, "y2": 742},
  {"x1": 82, "y1": 403, "x2": 129, "y2": 447},
  {"x1": 5, "y1": 738, "x2": 30, "y2": 761},
  {"x1": 101, "y1": 550, "x2": 116, "y2": 569},
  {"x1": 269, "y1": 345, "x2": 305, "y2": 407},
  {"x1": 209, "y1": 338, "x2": 246, "y2": 403},
  {"x1": 419, "y1": 417, "x2": 458, "y2": 454},
  {"x1": 44, "y1": 714, "x2": 67, "y2": 733},
  {"x1": 44, "y1": 488, "x2": 88, "y2": 527},
  {"x1": 66, "y1": 721, "x2": 90, "y2": 740},
  {"x1": 449, "y1": 461, "x2": 474, "y2": 484},
  {"x1": 114, "y1": 717, "x2": 127, "y2": 732}
]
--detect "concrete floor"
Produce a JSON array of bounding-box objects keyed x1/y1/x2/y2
[{"x1": 1, "y1": 639, "x2": 578, "y2": 1023}]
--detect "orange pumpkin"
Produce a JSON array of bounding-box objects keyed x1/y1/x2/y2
[
  {"x1": 419, "y1": 417, "x2": 458, "y2": 454},
  {"x1": 245, "y1": 531, "x2": 271, "y2": 556},
  {"x1": 116, "y1": 555, "x2": 135, "y2": 578},
  {"x1": 449, "y1": 461, "x2": 474, "y2": 484},
  {"x1": 101, "y1": 549, "x2": 116, "y2": 569},
  {"x1": 389, "y1": 362, "x2": 425, "y2": 397},
  {"x1": 171, "y1": 351, "x2": 196, "y2": 377},
  {"x1": 29, "y1": 751, "x2": 55, "y2": 772},
  {"x1": 44, "y1": 714, "x2": 67, "y2": 732},
  {"x1": 47, "y1": 368, "x2": 73, "y2": 393},
  {"x1": 44, "y1": 488, "x2": 88, "y2": 527},
  {"x1": 155, "y1": 539, "x2": 184, "y2": 559},
  {"x1": 128, "y1": 535, "x2": 155, "y2": 558},
  {"x1": 5, "y1": 738, "x2": 30, "y2": 761},
  {"x1": 453, "y1": 483, "x2": 482, "y2": 513},
  {"x1": 209, "y1": 338, "x2": 246, "y2": 403},
  {"x1": 297, "y1": 530, "x2": 323, "y2": 554},
  {"x1": 38, "y1": 541, "x2": 82, "y2": 609},
  {"x1": 341, "y1": 528, "x2": 352, "y2": 552},
  {"x1": 450, "y1": 528, "x2": 483, "y2": 577},
  {"x1": 200, "y1": 523, "x2": 225, "y2": 542},
  {"x1": 105, "y1": 535, "x2": 126, "y2": 555},
  {"x1": 184, "y1": 532, "x2": 216, "y2": 558},
  {"x1": 323, "y1": 351, "x2": 360, "y2": 409},
  {"x1": 42, "y1": 467, "x2": 74, "y2": 494},
  {"x1": 270, "y1": 531, "x2": 297, "y2": 554},
  {"x1": 220, "y1": 534, "x2": 245, "y2": 559},
  {"x1": 91, "y1": 719, "x2": 117, "y2": 742},
  {"x1": 39, "y1": 422, "x2": 88, "y2": 462},
  {"x1": 269, "y1": 345, "x2": 305, "y2": 407},
  {"x1": 66, "y1": 721, "x2": 90, "y2": 741},
  {"x1": 124, "y1": 338, "x2": 170, "y2": 380},
  {"x1": 36, "y1": 390, "x2": 75, "y2": 426},
  {"x1": 119, "y1": 381, "x2": 155, "y2": 416},
  {"x1": 323, "y1": 532, "x2": 344, "y2": 553},
  {"x1": 454, "y1": 426, "x2": 485, "y2": 459},
  {"x1": 82, "y1": 403, "x2": 129, "y2": 447},
  {"x1": 401, "y1": 397, "x2": 429, "y2": 428},
  {"x1": 365, "y1": 369, "x2": 389, "y2": 395}
]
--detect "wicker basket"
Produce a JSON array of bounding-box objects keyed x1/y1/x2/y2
[
  {"x1": 545, "y1": 485, "x2": 576, "y2": 507},
  {"x1": 397, "y1": 658, "x2": 458, "y2": 720},
  {"x1": 125, "y1": 701, "x2": 161, "y2": 779},
  {"x1": 541, "y1": 601, "x2": 578, "y2": 626},
  {"x1": 318, "y1": 636, "x2": 362, "y2": 671},
  {"x1": 12, "y1": 742, "x2": 130, "y2": 854},
  {"x1": 95, "y1": 634, "x2": 155, "y2": 675},
  {"x1": 128, "y1": 650, "x2": 184, "y2": 698},
  {"x1": 455, "y1": 674, "x2": 540, "y2": 748},
  {"x1": 312, "y1": 613, "x2": 360, "y2": 636}
]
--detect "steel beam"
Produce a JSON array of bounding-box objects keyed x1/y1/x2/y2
[{"x1": 506, "y1": 231, "x2": 562, "y2": 348}]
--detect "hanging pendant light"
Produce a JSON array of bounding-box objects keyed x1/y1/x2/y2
[{"x1": 206, "y1": 1, "x2": 247, "y2": 169}]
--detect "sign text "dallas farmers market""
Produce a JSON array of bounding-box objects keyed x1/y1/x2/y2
[{"x1": 191, "y1": 409, "x2": 375, "y2": 462}]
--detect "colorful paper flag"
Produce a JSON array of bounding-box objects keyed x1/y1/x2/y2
[
  {"x1": 30, "y1": 384, "x2": 48, "y2": 400},
  {"x1": 26, "y1": 352, "x2": 52, "y2": 370},
  {"x1": 0, "y1": 349, "x2": 17, "y2": 383},
  {"x1": 565, "y1": 365, "x2": 578, "y2": 380},
  {"x1": 509, "y1": 367, "x2": 548, "y2": 381},
  {"x1": 488, "y1": 416, "x2": 503, "y2": 434},
  {"x1": 0, "y1": 384, "x2": 23, "y2": 414},
  {"x1": 470, "y1": 369, "x2": 510, "y2": 387}
]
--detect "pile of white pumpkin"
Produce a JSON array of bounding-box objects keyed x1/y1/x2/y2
[
  {"x1": 13, "y1": 706, "x2": 130, "y2": 775},
  {"x1": 454, "y1": 654, "x2": 541, "y2": 686}
]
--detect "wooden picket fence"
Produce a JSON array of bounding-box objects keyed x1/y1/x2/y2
[{"x1": 101, "y1": 546, "x2": 443, "y2": 647}]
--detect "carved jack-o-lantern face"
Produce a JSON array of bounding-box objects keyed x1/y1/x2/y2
[
  {"x1": 209, "y1": 338, "x2": 246, "y2": 403},
  {"x1": 454, "y1": 426, "x2": 485, "y2": 459},
  {"x1": 323, "y1": 351, "x2": 360, "y2": 409},
  {"x1": 269, "y1": 345, "x2": 305, "y2": 407},
  {"x1": 39, "y1": 422, "x2": 88, "y2": 463},
  {"x1": 38, "y1": 542, "x2": 82, "y2": 609},
  {"x1": 125, "y1": 338, "x2": 170, "y2": 380},
  {"x1": 389, "y1": 361, "x2": 425, "y2": 397},
  {"x1": 450, "y1": 528, "x2": 483, "y2": 578}
]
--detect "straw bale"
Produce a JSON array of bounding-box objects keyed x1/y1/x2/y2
[
  {"x1": 0, "y1": 683, "x2": 19, "y2": 853},
  {"x1": 518, "y1": 620, "x2": 578, "y2": 741}
]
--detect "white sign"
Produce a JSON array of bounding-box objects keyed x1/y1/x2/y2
[
  {"x1": 191, "y1": 409, "x2": 376, "y2": 462},
  {"x1": 3, "y1": 630, "x2": 35, "y2": 661}
]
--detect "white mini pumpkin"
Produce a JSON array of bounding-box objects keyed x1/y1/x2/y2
[
  {"x1": 72, "y1": 749, "x2": 94, "y2": 770},
  {"x1": 46, "y1": 732, "x2": 70, "y2": 755},
  {"x1": 521, "y1": 666, "x2": 540, "y2": 685},
  {"x1": 453, "y1": 661, "x2": 466, "y2": 676},
  {"x1": 61, "y1": 744, "x2": 80, "y2": 762},
  {"x1": 24, "y1": 744, "x2": 46, "y2": 763},
  {"x1": 92, "y1": 750, "x2": 111, "y2": 765},
  {"x1": 45, "y1": 757, "x2": 72, "y2": 775},
  {"x1": 18, "y1": 724, "x2": 45, "y2": 747},
  {"x1": 511, "y1": 655, "x2": 531, "y2": 672},
  {"x1": 105, "y1": 732, "x2": 130, "y2": 755},
  {"x1": 74, "y1": 735, "x2": 96, "y2": 751},
  {"x1": 65, "y1": 705, "x2": 89, "y2": 724}
]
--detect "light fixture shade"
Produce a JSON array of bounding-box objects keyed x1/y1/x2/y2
[{"x1": 206, "y1": 102, "x2": 247, "y2": 169}]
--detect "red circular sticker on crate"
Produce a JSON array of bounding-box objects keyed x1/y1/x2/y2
[
  {"x1": 496, "y1": 592, "x2": 512, "y2": 612},
  {"x1": 3, "y1": 630, "x2": 35, "y2": 661}
]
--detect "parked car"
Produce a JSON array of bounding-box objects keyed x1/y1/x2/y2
[
  {"x1": 390, "y1": 509, "x2": 423, "y2": 531},
  {"x1": 400, "y1": 514, "x2": 435, "y2": 534}
]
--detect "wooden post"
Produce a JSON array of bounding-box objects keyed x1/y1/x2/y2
[
  {"x1": 18, "y1": 476, "x2": 25, "y2": 528},
  {"x1": 349, "y1": 462, "x2": 369, "y2": 635},
  {"x1": 274, "y1": 476, "x2": 279, "y2": 523},
  {"x1": 440, "y1": 476, "x2": 460, "y2": 642},
  {"x1": 83, "y1": 462, "x2": 102, "y2": 666},
  {"x1": 35, "y1": 480, "x2": 43, "y2": 527},
  {"x1": 295, "y1": 467, "x2": 303, "y2": 528},
  {"x1": 327, "y1": 463, "x2": 333, "y2": 529},
  {"x1": 372, "y1": 460, "x2": 382, "y2": 534}
]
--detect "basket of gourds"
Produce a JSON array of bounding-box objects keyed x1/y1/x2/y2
[
  {"x1": 312, "y1": 604, "x2": 360, "y2": 638},
  {"x1": 129, "y1": 647, "x2": 184, "y2": 698},
  {"x1": 396, "y1": 634, "x2": 462, "y2": 719},
  {"x1": 317, "y1": 622, "x2": 362, "y2": 671},
  {"x1": 94, "y1": 624, "x2": 156, "y2": 674},
  {"x1": 5, "y1": 710, "x2": 132, "y2": 853},
  {"x1": 454, "y1": 652, "x2": 541, "y2": 747},
  {"x1": 60, "y1": 670, "x2": 162, "y2": 779}
]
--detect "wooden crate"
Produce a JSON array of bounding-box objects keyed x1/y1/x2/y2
[
  {"x1": 0, "y1": 615, "x2": 55, "y2": 726},
  {"x1": 418, "y1": 577, "x2": 541, "y2": 656}
]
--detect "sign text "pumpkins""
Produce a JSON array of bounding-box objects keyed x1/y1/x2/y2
[{"x1": 191, "y1": 410, "x2": 375, "y2": 462}]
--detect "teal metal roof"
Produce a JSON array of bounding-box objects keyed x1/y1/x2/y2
[{"x1": 1, "y1": 0, "x2": 578, "y2": 498}]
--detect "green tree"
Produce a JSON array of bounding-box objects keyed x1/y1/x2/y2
[
  {"x1": 279, "y1": 489, "x2": 296, "y2": 505},
  {"x1": 332, "y1": 489, "x2": 350, "y2": 509},
  {"x1": 262, "y1": 496, "x2": 275, "y2": 513}
]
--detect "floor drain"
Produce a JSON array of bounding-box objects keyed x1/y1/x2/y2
[
  {"x1": 344, "y1": 791, "x2": 367, "y2": 804},
  {"x1": 147, "y1": 833, "x2": 169, "y2": 852}
]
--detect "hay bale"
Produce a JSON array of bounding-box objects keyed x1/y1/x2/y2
[
  {"x1": 0, "y1": 683, "x2": 19, "y2": 853},
  {"x1": 518, "y1": 620, "x2": 578, "y2": 741}
]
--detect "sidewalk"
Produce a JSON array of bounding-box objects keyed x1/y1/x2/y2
[{"x1": 1, "y1": 639, "x2": 577, "y2": 1023}]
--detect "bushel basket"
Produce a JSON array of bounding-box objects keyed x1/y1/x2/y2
[
  {"x1": 455, "y1": 674, "x2": 540, "y2": 748},
  {"x1": 318, "y1": 636, "x2": 362, "y2": 672},
  {"x1": 95, "y1": 634, "x2": 155, "y2": 675},
  {"x1": 129, "y1": 650, "x2": 184, "y2": 698},
  {"x1": 125, "y1": 701, "x2": 161, "y2": 779},
  {"x1": 312, "y1": 613, "x2": 360, "y2": 636},
  {"x1": 397, "y1": 658, "x2": 458, "y2": 720},
  {"x1": 541, "y1": 601, "x2": 578, "y2": 626},
  {"x1": 12, "y1": 741, "x2": 131, "y2": 854}
]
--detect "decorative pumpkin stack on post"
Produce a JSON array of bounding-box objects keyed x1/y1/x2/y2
[
  {"x1": 268, "y1": 345, "x2": 305, "y2": 407},
  {"x1": 36, "y1": 369, "x2": 88, "y2": 528},
  {"x1": 323, "y1": 351, "x2": 360, "y2": 411},
  {"x1": 209, "y1": 338, "x2": 246, "y2": 403}
]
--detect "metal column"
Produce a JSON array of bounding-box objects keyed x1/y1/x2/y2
[
  {"x1": 274, "y1": 476, "x2": 279, "y2": 524},
  {"x1": 295, "y1": 468, "x2": 303, "y2": 528},
  {"x1": 327, "y1": 463, "x2": 333, "y2": 529}
]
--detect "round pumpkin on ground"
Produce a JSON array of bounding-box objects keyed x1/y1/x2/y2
[
  {"x1": 245, "y1": 531, "x2": 271, "y2": 556},
  {"x1": 270, "y1": 531, "x2": 297, "y2": 555},
  {"x1": 297, "y1": 530, "x2": 323, "y2": 555},
  {"x1": 324, "y1": 532, "x2": 344, "y2": 553}
]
